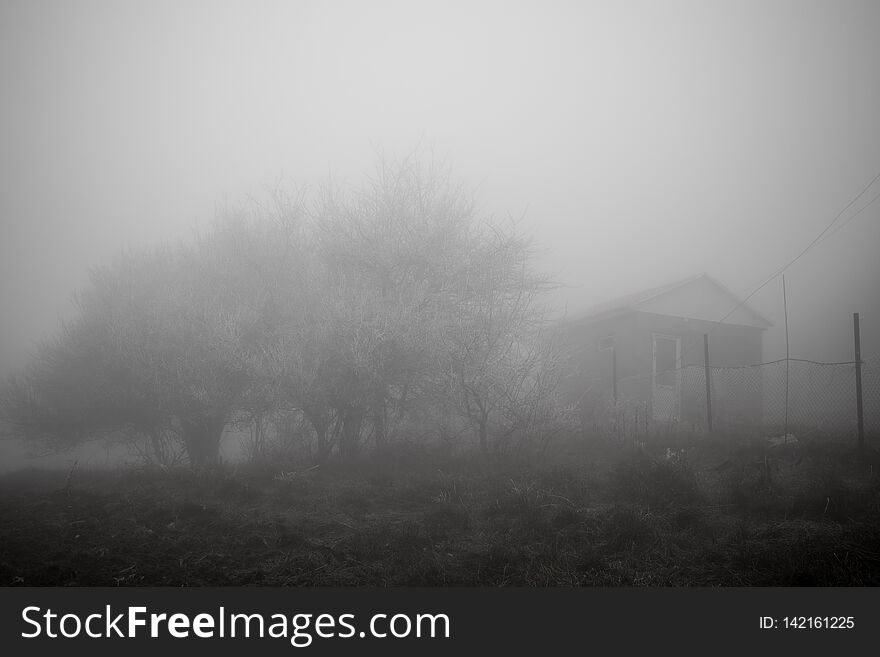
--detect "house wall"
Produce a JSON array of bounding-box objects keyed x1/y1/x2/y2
[
  {"x1": 632, "y1": 312, "x2": 763, "y2": 368},
  {"x1": 552, "y1": 313, "x2": 638, "y2": 427},
  {"x1": 631, "y1": 312, "x2": 764, "y2": 427},
  {"x1": 554, "y1": 310, "x2": 765, "y2": 431}
]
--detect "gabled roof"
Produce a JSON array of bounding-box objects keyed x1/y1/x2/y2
[{"x1": 566, "y1": 273, "x2": 773, "y2": 329}]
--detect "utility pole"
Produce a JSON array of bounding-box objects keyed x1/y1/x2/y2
[
  {"x1": 704, "y1": 333, "x2": 713, "y2": 433},
  {"x1": 854, "y1": 313, "x2": 865, "y2": 459},
  {"x1": 611, "y1": 347, "x2": 618, "y2": 403},
  {"x1": 783, "y1": 275, "x2": 790, "y2": 443}
]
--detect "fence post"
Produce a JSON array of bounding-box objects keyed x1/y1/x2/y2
[
  {"x1": 611, "y1": 347, "x2": 618, "y2": 403},
  {"x1": 704, "y1": 333, "x2": 713, "y2": 433},
  {"x1": 854, "y1": 313, "x2": 865, "y2": 459},
  {"x1": 783, "y1": 275, "x2": 790, "y2": 443}
]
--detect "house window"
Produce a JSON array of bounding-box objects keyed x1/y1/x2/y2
[{"x1": 598, "y1": 336, "x2": 615, "y2": 351}]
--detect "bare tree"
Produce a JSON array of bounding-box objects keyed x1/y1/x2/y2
[
  {"x1": 3, "y1": 220, "x2": 267, "y2": 467},
  {"x1": 436, "y1": 220, "x2": 560, "y2": 453},
  {"x1": 306, "y1": 155, "x2": 560, "y2": 456},
  {"x1": 3, "y1": 156, "x2": 560, "y2": 466}
]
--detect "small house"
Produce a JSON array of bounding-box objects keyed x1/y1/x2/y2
[{"x1": 554, "y1": 274, "x2": 772, "y2": 432}]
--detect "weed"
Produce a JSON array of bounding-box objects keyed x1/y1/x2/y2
[
  {"x1": 1, "y1": 436, "x2": 878, "y2": 585},
  {"x1": 609, "y1": 450, "x2": 701, "y2": 509}
]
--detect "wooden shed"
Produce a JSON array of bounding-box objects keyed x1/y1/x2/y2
[{"x1": 553, "y1": 274, "x2": 772, "y2": 431}]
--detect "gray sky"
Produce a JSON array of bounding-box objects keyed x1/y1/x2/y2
[{"x1": 2, "y1": 0, "x2": 879, "y2": 379}]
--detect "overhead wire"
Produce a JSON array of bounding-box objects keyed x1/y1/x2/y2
[
  {"x1": 817, "y1": 188, "x2": 880, "y2": 245},
  {"x1": 675, "y1": 166, "x2": 880, "y2": 367},
  {"x1": 569, "y1": 167, "x2": 880, "y2": 420},
  {"x1": 711, "y1": 167, "x2": 880, "y2": 330}
]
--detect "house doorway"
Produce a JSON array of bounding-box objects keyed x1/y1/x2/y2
[{"x1": 652, "y1": 334, "x2": 681, "y2": 422}]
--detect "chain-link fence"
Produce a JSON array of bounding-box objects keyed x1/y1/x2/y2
[
  {"x1": 574, "y1": 355, "x2": 880, "y2": 441},
  {"x1": 684, "y1": 355, "x2": 880, "y2": 437}
]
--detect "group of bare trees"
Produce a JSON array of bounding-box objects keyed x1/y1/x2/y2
[{"x1": 3, "y1": 158, "x2": 562, "y2": 467}]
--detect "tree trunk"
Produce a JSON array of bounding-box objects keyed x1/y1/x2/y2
[
  {"x1": 339, "y1": 405, "x2": 364, "y2": 461},
  {"x1": 478, "y1": 414, "x2": 489, "y2": 455},
  {"x1": 372, "y1": 392, "x2": 387, "y2": 452},
  {"x1": 179, "y1": 414, "x2": 225, "y2": 468},
  {"x1": 304, "y1": 407, "x2": 332, "y2": 465},
  {"x1": 148, "y1": 427, "x2": 167, "y2": 465},
  {"x1": 251, "y1": 414, "x2": 265, "y2": 462},
  {"x1": 316, "y1": 427, "x2": 332, "y2": 464}
]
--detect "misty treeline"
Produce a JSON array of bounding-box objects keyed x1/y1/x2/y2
[{"x1": 2, "y1": 159, "x2": 567, "y2": 467}]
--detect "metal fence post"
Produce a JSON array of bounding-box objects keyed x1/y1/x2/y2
[
  {"x1": 704, "y1": 333, "x2": 713, "y2": 433},
  {"x1": 783, "y1": 275, "x2": 790, "y2": 443},
  {"x1": 611, "y1": 347, "x2": 618, "y2": 403},
  {"x1": 854, "y1": 313, "x2": 865, "y2": 458}
]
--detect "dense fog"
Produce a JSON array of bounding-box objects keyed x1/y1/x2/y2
[{"x1": 2, "y1": 1, "x2": 879, "y2": 469}]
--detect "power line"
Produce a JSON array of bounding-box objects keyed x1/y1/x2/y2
[
  {"x1": 717, "y1": 166, "x2": 880, "y2": 326},
  {"x1": 817, "y1": 187, "x2": 880, "y2": 245},
  {"x1": 566, "y1": 168, "x2": 880, "y2": 398},
  {"x1": 676, "y1": 166, "x2": 880, "y2": 366},
  {"x1": 782, "y1": 168, "x2": 880, "y2": 268}
]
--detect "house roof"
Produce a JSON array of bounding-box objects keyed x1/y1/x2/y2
[{"x1": 565, "y1": 273, "x2": 773, "y2": 329}]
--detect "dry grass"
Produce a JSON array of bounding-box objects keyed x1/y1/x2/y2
[{"x1": 0, "y1": 435, "x2": 878, "y2": 586}]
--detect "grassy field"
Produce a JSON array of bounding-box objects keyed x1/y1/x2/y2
[{"x1": 1, "y1": 433, "x2": 878, "y2": 586}]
